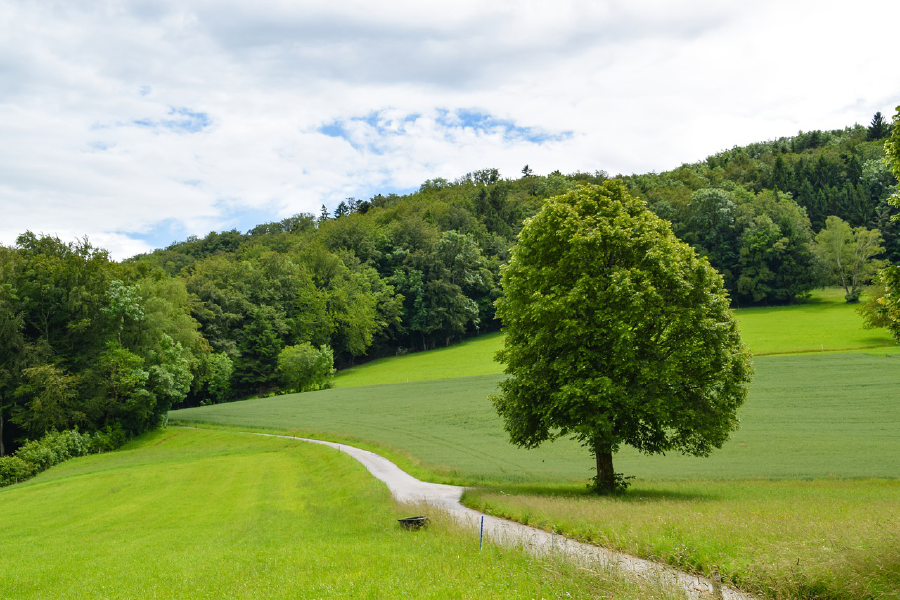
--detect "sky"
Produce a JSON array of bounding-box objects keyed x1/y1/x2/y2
[{"x1": 1, "y1": 0, "x2": 898, "y2": 259}]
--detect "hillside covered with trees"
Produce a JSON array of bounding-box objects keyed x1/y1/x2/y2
[{"x1": 1, "y1": 114, "x2": 896, "y2": 456}]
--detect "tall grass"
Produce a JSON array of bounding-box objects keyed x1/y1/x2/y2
[
  {"x1": 464, "y1": 480, "x2": 900, "y2": 599},
  {"x1": 0, "y1": 428, "x2": 667, "y2": 599}
]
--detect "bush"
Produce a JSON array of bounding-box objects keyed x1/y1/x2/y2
[
  {"x1": 16, "y1": 439, "x2": 58, "y2": 471},
  {"x1": 0, "y1": 455, "x2": 34, "y2": 486},
  {"x1": 88, "y1": 426, "x2": 127, "y2": 454},
  {"x1": 0, "y1": 426, "x2": 128, "y2": 489},
  {"x1": 277, "y1": 343, "x2": 335, "y2": 392}
]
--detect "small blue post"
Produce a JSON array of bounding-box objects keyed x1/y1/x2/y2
[{"x1": 479, "y1": 516, "x2": 484, "y2": 550}]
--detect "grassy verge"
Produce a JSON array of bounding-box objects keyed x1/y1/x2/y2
[
  {"x1": 463, "y1": 480, "x2": 900, "y2": 599},
  {"x1": 0, "y1": 427, "x2": 667, "y2": 599}
]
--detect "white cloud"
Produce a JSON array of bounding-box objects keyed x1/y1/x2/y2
[{"x1": 1, "y1": 0, "x2": 898, "y2": 258}]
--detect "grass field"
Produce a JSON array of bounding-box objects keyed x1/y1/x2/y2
[
  {"x1": 172, "y1": 353, "x2": 900, "y2": 483},
  {"x1": 333, "y1": 288, "x2": 898, "y2": 388},
  {"x1": 336, "y1": 331, "x2": 505, "y2": 388},
  {"x1": 0, "y1": 427, "x2": 662, "y2": 599},
  {"x1": 736, "y1": 288, "x2": 898, "y2": 356}
]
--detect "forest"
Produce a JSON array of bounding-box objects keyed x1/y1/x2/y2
[{"x1": 0, "y1": 113, "x2": 897, "y2": 457}]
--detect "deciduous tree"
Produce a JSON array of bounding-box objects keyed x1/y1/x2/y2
[
  {"x1": 492, "y1": 182, "x2": 752, "y2": 493},
  {"x1": 814, "y1": 216, "x2": 886, "y2": 302}
]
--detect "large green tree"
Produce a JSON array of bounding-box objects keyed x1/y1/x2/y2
[{"x1": 492, "y1": 182, "x2": 753, "y2": 493}]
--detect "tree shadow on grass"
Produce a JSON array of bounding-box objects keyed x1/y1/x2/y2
[{"x1": 474, "y1": 482, "x2": 719, "y2": 503}]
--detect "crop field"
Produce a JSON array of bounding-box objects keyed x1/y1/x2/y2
[
  {"x1": 0, "y1": 428, "x2": 658, "y2": 599},
  {"x1": 171, "y1": 353, "x2": 900, "y2": 483}
]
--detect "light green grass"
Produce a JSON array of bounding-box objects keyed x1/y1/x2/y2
[
  {"x1": 0, "y1": 427, "x2": 663, "y2": 599},
  {"x1": 735, "y1": 288, "x2": 897, "y2": 356},
  {"x1": 464, "y1": 480, "x2": 900, "y2": 599},
  {"x1": 334, "y1": 288, "x2": 898, "y2": 389},
  {"x1": 172, "y1": 353, "x2": 900, "y2": 483},
  {"x1": 336, "y1": 331, "x2": 505, "y2": 387}
]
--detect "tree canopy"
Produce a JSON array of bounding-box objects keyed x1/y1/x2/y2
[{"x1": 491, "y1": 182, "x2": 753, "y2": 493}]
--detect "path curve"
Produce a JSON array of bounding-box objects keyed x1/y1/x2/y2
[{"x1": 250, "y1": 432, "x2": 753, "y2": 600}]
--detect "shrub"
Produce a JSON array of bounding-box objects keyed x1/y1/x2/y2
[
  {"x1": 0, "y1": 455, "x2": 34, "y2": 486},
  {"x1": 16, "y1": 439, "x2": 58, "y2": 471},
  {"x1": 88, "y1": 426, "x2": 127, "y2": 454},
  {"x1": 277, "y1": 343, "x2": 335, "y2": 392},
  {"x1": 0, "y1": 426, "x2": 128, "y2": 489}
]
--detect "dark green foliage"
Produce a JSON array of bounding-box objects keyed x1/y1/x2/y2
[
  {"x1": 871, "y1": 107, "x2": 900, "y2": 343},
  {"x1": 491, "y1": 182, "x2": 753, "y2": 493},
  {"x1": 868, "y1": 111, "x2": 890, "y2": 141},
  {"x1": 235, "y1": 307, "x2": 285, "y2": 395},
  {"x1": 0, "y1": 234, "x2": 213, "y2": 451}
]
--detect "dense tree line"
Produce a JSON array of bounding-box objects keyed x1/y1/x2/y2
[
  {"x1": 0, "y1": 233, "x2": 218, "y2": 456},
  {"x1": 625, "y1": 116, "x2": 896, "y2": 304},
  {"x1": 1, "y1": 114, "x2": 895, "y2": 454}
]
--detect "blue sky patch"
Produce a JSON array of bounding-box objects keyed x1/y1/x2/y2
[
  {"x1": 123, "y1": 218, "x2": 194, "y2": 252},
  {"x1": 319, "y1": 108, "x2": 570, "y2": 151},
  {"x1": 130, "y1": 107, "x2": 211, "y2": 134},
  {"x1": 163, "y1": 107, "x2": 211, "y2": 133},
  {"x1": 440, "y1": 109, "x2": 572, "y2": 143}
]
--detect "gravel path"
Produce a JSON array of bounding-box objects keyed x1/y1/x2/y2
[{"x1": 252, "y1": 432, "x2": 755, "y2": 600}]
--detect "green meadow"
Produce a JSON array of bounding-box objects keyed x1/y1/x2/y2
[
  {"x1": 335, "y1": 331, "x2": 505, "y2": 388},
  {"x1": 0, "y1": 428, "x2": 660, "y2": 599},
  {"x1": 169, "y1": 289, "x2": 900, "y2": 598},
  {"x1": 332, "y1": 288, "x2": 898, "y2": 389},
  {"x1": 735, "y1": 288, "x2": 899, "y2": 356},
  {"x1": 171, "y1": 353, "x2": 900, "y2": 483}
]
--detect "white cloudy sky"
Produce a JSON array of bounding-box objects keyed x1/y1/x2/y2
[{"x1": 1, "y1": 0, "x2": 898, "y2": 258}]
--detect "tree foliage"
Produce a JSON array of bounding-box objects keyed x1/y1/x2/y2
[
  {"x1": 277, "y1": 343, "x2": 335, "y2": 392},
  {"x1": 814, "y1": 216, "x2": 886, "y2": 302},
  {"x1": 491, "y1": 182, "x2": 753, "y2": 493}
]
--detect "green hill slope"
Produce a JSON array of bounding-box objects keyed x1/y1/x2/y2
[
  {"x1": 0, "y1": 428, "x2": 649, "y2": 599},
  {"x1": 172, "y1": 353, "x2": 900, "y2": 483},
  {"x1": 334, "y1": 288, "x2": 898, "y2": 389}
]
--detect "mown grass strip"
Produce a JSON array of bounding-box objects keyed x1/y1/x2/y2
[{"x1": 0, "y1": 428, "x2": 664, "y2": 599}]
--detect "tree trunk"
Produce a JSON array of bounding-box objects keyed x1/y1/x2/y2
[
  {"x1": 593, "y1": 441, "x2": 615, "y2": 494},
  {"x1": 0, "y1": 408, "x2": 5, "y2": 457}
]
